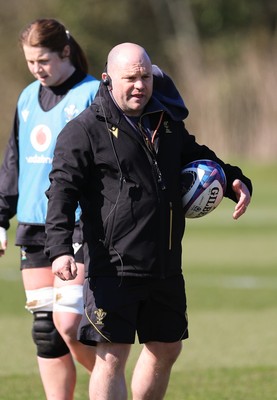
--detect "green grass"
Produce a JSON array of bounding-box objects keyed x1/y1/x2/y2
[{"x1": 0, "y1": 162, "x2": 276, "y2": 399}]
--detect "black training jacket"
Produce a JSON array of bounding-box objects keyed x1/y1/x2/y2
[{"x1": 45, "y1": 83, "x2": 252, "y2": 278}]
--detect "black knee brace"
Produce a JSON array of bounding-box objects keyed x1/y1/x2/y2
[{"x1": 32, "y1": 311, "x2": 70, "y2": 358}]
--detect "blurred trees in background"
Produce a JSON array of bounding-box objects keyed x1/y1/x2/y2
[{"x1": 0, "y1": 0, "x2": 276, "y2": 160}]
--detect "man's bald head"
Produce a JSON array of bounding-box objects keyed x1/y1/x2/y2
[
  {"x1": 106, "y1": 43, "x2": 151, "y2": 74},
  {"x1": 102, "y1": 43, "x2": 153, "y2": 117}
]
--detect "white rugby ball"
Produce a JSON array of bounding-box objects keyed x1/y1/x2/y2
[{"x1": 181, "y1": 159, "x2": 227, "y2": 218}]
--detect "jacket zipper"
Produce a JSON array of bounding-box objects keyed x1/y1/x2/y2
[
  {"x1": 137, "y1": 120, "x2": 166, "y2": 194},
  {"x1": 169, "y1": 201, "x2": 173, "y2": 250}
]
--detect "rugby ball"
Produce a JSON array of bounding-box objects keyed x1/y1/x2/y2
[{"x1": 181, "y1": 159, "x2": 227, "y2": 218}]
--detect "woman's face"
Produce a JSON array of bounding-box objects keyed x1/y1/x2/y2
[{"x1": 23, "y1": 45, "x2": 74, "y2": 87}]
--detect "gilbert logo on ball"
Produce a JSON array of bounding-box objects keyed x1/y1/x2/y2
[{"x1": 181, "y1": 159, "x2": 227, "y2": 218}]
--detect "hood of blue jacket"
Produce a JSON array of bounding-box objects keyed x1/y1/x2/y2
[{"x1": 152, "y1": 64, "x2": 189, "y2": 121}]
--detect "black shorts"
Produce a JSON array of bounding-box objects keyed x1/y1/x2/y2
[
  {"x1": 20, "y1": 244, "x2": 84, "y2": 269},
  {"x1": 78, "y1": 274, "x2": 189, "y2": 346}
]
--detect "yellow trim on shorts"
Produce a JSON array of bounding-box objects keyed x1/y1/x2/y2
[{"x1": 85, "y1": 307, "x2": 111, "y2": 343}]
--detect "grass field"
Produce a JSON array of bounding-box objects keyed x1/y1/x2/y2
[{"x1": 0, "y1": 162, "x2": 276, "y2": 399}]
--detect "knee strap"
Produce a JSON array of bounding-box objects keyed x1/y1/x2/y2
[
  {"x1": 25, "y1": 287, "x2": 54, "y2": 313},
  {"x1": 32, "y1": 311, "x2": 69, "y2": 358},
  {"x1": 53, "y1": 284, "x2": 84, "y2": 314}
]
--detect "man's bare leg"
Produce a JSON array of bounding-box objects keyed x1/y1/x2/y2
[
  {"x1": 131, "y1": 341, "x2": 182, "y2": 400},
  {"x1": 89, "y1": 343, "x2": 131, "y2": 400}
]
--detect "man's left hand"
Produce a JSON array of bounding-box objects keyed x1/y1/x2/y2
[{"x1": 232, "y1": 179, "x2": 251, "y2": 220}]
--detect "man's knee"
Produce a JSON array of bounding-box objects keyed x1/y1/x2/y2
[
  {"x1": 32, "y1": 311, "x2": 70, "y2": 358},
  {"x1": 146, "y1": 341, "x2": 182, "y2": 365}
]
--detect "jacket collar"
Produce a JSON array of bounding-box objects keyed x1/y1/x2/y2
[{"x1": 94, "y1": 76, "x2": 187, "y2": 125}]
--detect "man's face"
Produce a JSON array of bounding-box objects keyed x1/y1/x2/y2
[{"x1": 108, "y1": 57, "x2": 153, "y2": 117}]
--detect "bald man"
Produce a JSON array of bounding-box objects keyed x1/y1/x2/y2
[{"x1": 45, "y1": 42, "x2": 252, "y2": 399}]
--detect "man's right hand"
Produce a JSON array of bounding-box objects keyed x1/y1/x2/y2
[
  {"x1": 0, "y1": 227, "x2": 7, "y2": 257},
  {"x1": 52, "y1": 254, "x2": 78, "y2": 280}
]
